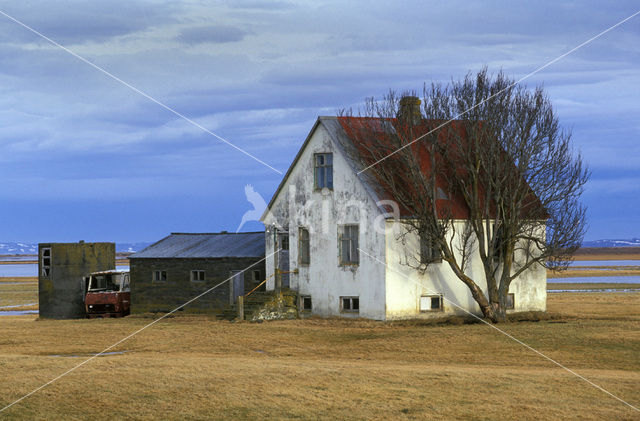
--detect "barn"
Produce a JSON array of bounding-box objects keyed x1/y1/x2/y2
[{"x1": 129, "y1": 232, "x2": 265, "y2": 314}]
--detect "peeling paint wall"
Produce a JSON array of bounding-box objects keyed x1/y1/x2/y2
[{"x1": 263, "y1": 122, "x2": 387, "y2": 320}]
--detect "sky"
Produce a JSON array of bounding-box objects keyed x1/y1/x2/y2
[{"x1": 0, "y1": 1, "x2": 638, "y2": 244}]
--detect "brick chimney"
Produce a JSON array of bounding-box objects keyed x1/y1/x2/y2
[{"x1": 397, "y1": 95, "x2": 422, "y2": 125}]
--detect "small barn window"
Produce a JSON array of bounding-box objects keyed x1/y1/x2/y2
[
  {"x1": 341, "y1": 296, "x2": 359, "y2": 313},
  {"x1": 252, "y1": 270, "x2": 261, "y2": 283},
  {"x1": 191, "y1": 270, "x2": 205, "y2": 282},
  {"x1": 299, "y1": 227, "x2": 310, "y2": 265},
  {"x1": 300, "y1": 295, "x2": 312, "y2": 311},
  {"x1": 153, "y1": 270, "x2": 167, "y2": 282},
  {"x1": 41, "y1": 247, "x2": 51, "y2": 277},
  {"x1": 420, "y1": 233, "x2": 442, "y2": 263},
  {"x1": 506, "y1": 293, "x2": 515, "y2": 310},
  {"x1": 314, "y1": 153, "x2": 333, "y2": 189},
  {"x1": 339, "y1": 225, "x2": 359, "y2": 265},
  {"x1": 420, "y1": 295, "x2": 443, "y2": 312}
]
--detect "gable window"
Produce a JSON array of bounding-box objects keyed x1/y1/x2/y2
[
  {"x1": 191, "y1": 270, "x2": 205, "y2": 282},
  {"x1": 420, "y1": 233, "x2": 442, "y2": 263},
  {"x1": 314, "y1": 153, "x2": 333, "y2": 189},
  {"x1": 339, "y1": 225, "x2": 359, "y2": 265},
  {"x1": 41, "y1": 247, "x2": 51, "y2": 278},
  {"x1": 341, "y1": 296, "x2": 359, "y2": 313},
  {"x1": 506, "y1": 293, "x2": 515, "y2": 310},
  {"x1": 300, "y1": 295, "x2": 312, "y2": 311},
  {"x1": 153, "y1": 270, "x2": 167, "y2": 282},
  {"x1": 299, "y1": 227, "x2": 310, "y2": 265},
  {"x1": 420, "y1": 295, "x2": 443, "y2": 312}
]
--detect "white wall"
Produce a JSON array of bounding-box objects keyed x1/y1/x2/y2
[
  {"x1": 384, "y1": 220, "x2": 547, "y2": 319},
  {"x1": 263, "y1": 121, "x2": 388, "y2": 320}
]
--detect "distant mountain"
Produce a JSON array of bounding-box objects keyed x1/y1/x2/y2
[
  {"x1": 117, "y1": 243, "x2": 152, "y2": 253},
  {"x1": 0, "y1": 242, "x2": 151, "y2": 255},
  {"x1": 0, "y1": 242, "x2": 37, "y2": 254},
  {"x1": 582, "y1": 238, "x2": 640, "y2": 248}
]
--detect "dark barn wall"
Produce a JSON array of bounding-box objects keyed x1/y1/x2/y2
[
  {"x1": 130, "y1": 257, "x2": 265, "y2": 314},
  {"x1": 38, "y1": 242, "x2": 115, "y2": 319}
]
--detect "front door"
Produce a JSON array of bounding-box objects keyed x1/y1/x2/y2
[{"x1": 230, "y1": 270, "x2": 244, "y2": 304}]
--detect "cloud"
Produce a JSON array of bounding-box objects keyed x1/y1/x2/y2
[
  {"x1": 177, "y1": 25, "x2": 249, "y2": 44},
  {"x1": 0, "y1": 1, "x2": 179, "y2": 45}
]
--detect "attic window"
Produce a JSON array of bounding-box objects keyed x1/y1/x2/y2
[
  {"x1": 191, "y1": 270, "x2": 205, "y2": 282},
  {"x1": 420, "y1": 295, "x2": 443, "y2": 312},
  {"x1": 314, "y1": 153, "x2": 333, "y2": 189}
]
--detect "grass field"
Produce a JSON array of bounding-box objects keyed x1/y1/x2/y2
[
  {"x1": 0, "y1": 277, "x2": 37, "y2": 311},
  {"x1": 0, "y1": 286, "x2": 638, "y2": 420}
]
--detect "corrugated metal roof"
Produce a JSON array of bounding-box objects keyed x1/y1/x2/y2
[{"x1": 129, "y1": 232, "x2": 264, "y2": 259}]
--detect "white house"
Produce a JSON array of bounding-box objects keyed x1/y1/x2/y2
[{"x1": 260, "y1": 115, "x2": 546, "y2": 320}]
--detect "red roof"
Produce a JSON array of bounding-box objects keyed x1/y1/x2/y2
[{"x1": 337, "y1": 116, "x2": 546, "y2": 220}]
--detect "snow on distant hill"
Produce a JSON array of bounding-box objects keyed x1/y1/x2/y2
[
  {"x1": 0, "y1": 242, "x2": 151, "y2": 255},
  {"x1": 581, "y1": 238, "x2": 640, "y2": 248},
  {"x1": 0, "y1": 242, "x2": 37, "y2": 254}
]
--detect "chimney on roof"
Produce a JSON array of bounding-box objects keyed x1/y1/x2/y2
[{"x1": 397, "y1": 95, "x2": 422, "y2": 125}]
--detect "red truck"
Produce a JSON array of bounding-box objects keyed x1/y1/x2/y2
[{"x1": 84, "y1": 270, "x2": 131, "y2": 318}]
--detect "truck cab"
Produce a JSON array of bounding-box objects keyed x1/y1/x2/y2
[{"x1": 84, "y1": 270, "x2": 131, "y2": 317}]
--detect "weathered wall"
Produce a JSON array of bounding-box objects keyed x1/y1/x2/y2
[
  {"x1": 384, "y1": 221, "x2": 547, "y2": 319},
  {"x1": 263, "y1": 120, "x2": 388, "y2": 320},
  {"x1": 130, "y1": 257, "x2": 265, "y2": 314},
  {"x1": 38, "y1": 242, "x2": 115, "y2": 319}
]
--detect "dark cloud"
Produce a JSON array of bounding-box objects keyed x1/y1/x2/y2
[{"x1": 0, "y1": 1, "x2": 179, "y2": 45}]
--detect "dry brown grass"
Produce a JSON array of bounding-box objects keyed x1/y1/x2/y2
[{"x1": 0, "y1": 292, "x2": 638, "y2": 420}]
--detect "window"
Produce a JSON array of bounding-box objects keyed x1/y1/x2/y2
[
  {"x1": 339, "y1": 225, "x2": 359, "y2": 265},
  {"x1": 299, "y1": 227, "x2": 310, "y2": 265},
  {"x1": 153, "y1": 270, "x2": 167, "y2": 282},
  {"x1": 252, "y1": 270, "x2": 262, "y2": 283},
  {"x1": 506, "y1": 293, "x2": 515, "y2": 310},
  {"x1": 492, "y1": 223, "x2": 504, "y2": 261},
  {"x1": 341, "y1": 296, "x2": 359, "y2": 313},
  {"x1": 300, "y1": 295, "x2": 312, "y2": 311},
  {"x1": 420, "y1": 233, "x2": 442, "y2": 263},
  {"x1": 420, "y1": 295, "x2": 443, "y2": 312},
  {"x1": 314, "y1": 153, "x2": 333, "y2": 189},
  {"x1": 41, "y1": 247, "x2": 51, "y2": 277},
  {"x1": 191, "y1": 270, "x2": 205, "y2": 282},
  {"x1": 279, "y1": 233, "x2": 289, "y2": 251}
]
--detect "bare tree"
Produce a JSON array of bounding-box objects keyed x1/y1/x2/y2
[{"x1": 339, "y1": 68, "x2": 589, "y2": 322}]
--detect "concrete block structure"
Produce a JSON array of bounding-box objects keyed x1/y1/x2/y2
[{"x1": 38, "y1": 242, "x2": 115, "y2": 319}]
